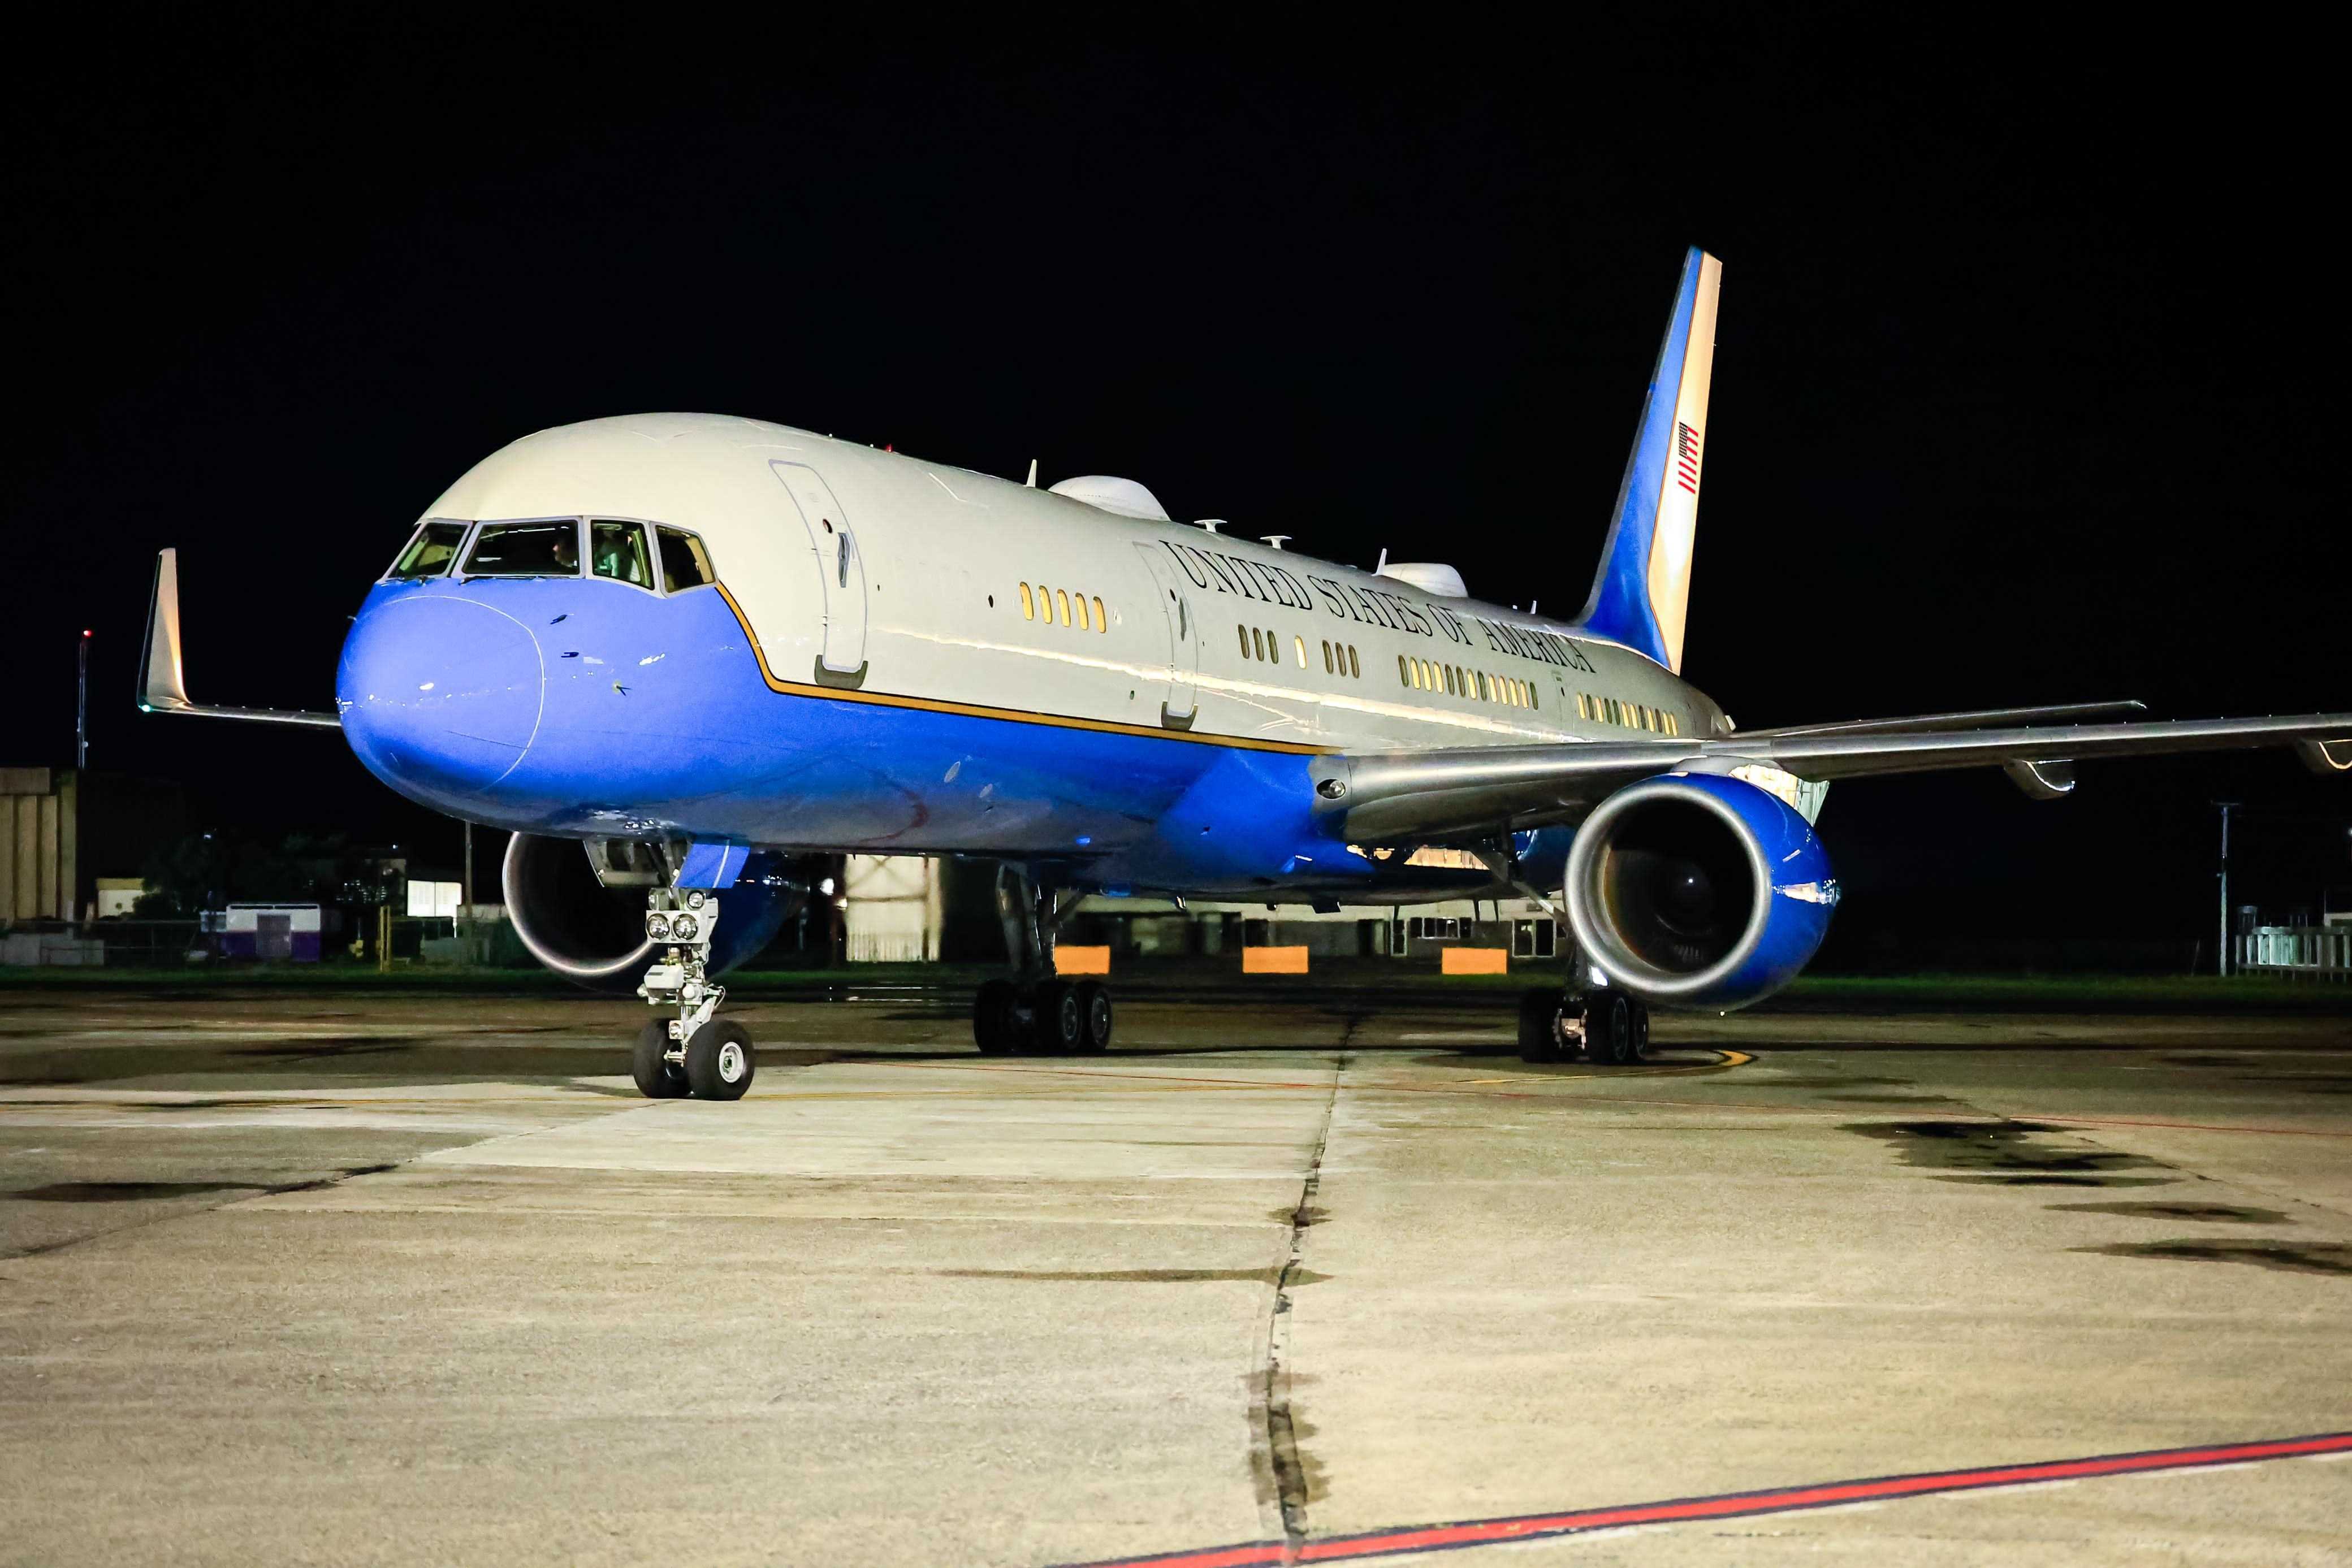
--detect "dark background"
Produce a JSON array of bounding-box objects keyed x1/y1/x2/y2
[{"x1": 7, "y1": 11, "x2": 2345, "y2": 962}]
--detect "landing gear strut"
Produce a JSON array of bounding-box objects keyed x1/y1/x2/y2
[
  {"x1": 973, "y1": 865, "x2": 1115, "y2": 1055},
  {"x1": 632, "y1": 885, "x2": 755, "y2": 1099}
]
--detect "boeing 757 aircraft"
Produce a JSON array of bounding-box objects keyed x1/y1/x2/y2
[{"x1": 139, "y1": 248, "x2": 2350, "y2": 1100}]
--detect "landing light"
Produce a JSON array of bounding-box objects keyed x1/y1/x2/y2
[
  {"x1": 682, "y1": 888, "x2": 708, "y2": 910},
  {"x1": 672, "y1": 915, "x2": 699, "y2": 941},
  {"x1": 646, "y1": 913, "x2": 671, "y2": 941}
]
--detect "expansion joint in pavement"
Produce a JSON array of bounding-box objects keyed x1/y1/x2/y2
[{"x1": 1260, "y1": 1049, "x2": 1347, "y2": 1554}]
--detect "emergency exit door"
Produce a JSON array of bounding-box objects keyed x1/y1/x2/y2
[{"x1": 769, "y1": 461, "x2": 867, "y2": 675}]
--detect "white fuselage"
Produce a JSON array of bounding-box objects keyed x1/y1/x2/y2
[{"x1": 421, "y1": 413, "x2": 1725, "y2": 762}]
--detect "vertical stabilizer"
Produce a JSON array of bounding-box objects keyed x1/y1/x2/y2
[{"x1": 1574, "y1": 246, "x2": 1722, "y2": 673}]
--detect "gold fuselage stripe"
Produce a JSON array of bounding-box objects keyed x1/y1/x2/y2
[{"x1": 713, "y1": 582, "x2": 1331, "y2": 756}]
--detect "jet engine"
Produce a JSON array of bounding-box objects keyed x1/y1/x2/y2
[
  {"x1": 1562, "y1": 773, "x2": 1839, "y2": 1011},
  {"x1": 501, "y1": 834, "x2": 806, "y2": 989}
]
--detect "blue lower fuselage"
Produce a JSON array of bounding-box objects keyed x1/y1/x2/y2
[{"x1": 337, "y1": 575, "x2": 1559, "y2": 900}]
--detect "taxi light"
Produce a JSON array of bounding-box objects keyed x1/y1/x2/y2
[{"x1": 646, "y1": 913, "x2": 671, "y2": 940}]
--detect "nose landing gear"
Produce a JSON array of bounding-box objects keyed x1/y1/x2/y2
[{"x1": 632, "y1": 885, "x2": 755, "y2": 1099}]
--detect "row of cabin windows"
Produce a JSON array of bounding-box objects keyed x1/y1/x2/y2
[
  {"x1": 1236, "y1": 625, "x2": 1365, "y2": 679},
  {"x1": 1398, "y1": 654, "x2": 1539, "y2": 711},
  {"x1": 1021, "y1": 582, "x2": 1107, "y2": 631},
  {"x1": 1577, "y1": 692, "x2": 1680, "y2": 735},
  {"x1": 386, "y1": 518, "x2": 714, "y2": 594},
  {"x1": 1240, "y1": 623, "x2": 1304, "y2": 666}
]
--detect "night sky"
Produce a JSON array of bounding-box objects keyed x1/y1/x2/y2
[{"x1": 8, "y1": 14, "x2": 2345, "y2": 955}]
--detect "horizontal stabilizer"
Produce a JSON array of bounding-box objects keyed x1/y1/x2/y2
[
  {"x1": 140, "y1": 549, "x2": 340, "y2": 728},
  {"x1": 2300, "y1": 738, "x2": 2352, "y2": 775}
]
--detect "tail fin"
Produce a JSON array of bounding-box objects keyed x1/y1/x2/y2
[{"x1": 1574, "y1": 246, "x2": 1722, "y2": 674}]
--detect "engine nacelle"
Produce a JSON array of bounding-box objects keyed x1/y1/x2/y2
[
  {"x1": 1563, "y1": 773, "x2": 1839, "y2": 1011},
  {"x1": 501, "y1": 834, "x2": 805, "y2": 989}
]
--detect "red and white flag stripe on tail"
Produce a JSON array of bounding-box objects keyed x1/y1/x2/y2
[{"x1": 1675, "y1": 421, "x2": 1701, "y2": 494}]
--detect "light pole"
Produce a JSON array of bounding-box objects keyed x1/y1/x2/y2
[
  {"x1": 76, "y1": 630, "x2": 92, "y2": 769},
  {"x1": 2216, "y1": 801, "x2": 2238, "y2": 977}
]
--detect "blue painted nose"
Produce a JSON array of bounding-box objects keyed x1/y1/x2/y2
[{"x1": 338, "y1": 593, "x2": 544, "y2": 807}]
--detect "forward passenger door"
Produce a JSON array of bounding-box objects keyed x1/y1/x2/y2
[
  {"x1": 1133, "y1": 543, "x2": 1199, "y2": 726},
  {"x1": 769, "y1": 461, "x2": 867, "y2": 677}
]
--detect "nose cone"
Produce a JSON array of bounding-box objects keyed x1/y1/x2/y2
[{"x1": 339, "y1": 593, "x2": 544, "y2": 806}]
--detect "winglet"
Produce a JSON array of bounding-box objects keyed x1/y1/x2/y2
[
  {"x1": 140, "y1": 548, "x2": 193, "y2": 714},
  {"x1": 137, "y1": 548, "x2": 341, "y2": 728}
]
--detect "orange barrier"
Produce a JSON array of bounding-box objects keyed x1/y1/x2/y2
[
  {"x1": 1053, "y1": 946, "x2": 1111, "y2": 976},
  {"x1": 1242, "y1": 946, "x2": 1309, "y2": 974},
  {"x1": 1441, "y1": 946, "x2": 1508, "y2": 975}
]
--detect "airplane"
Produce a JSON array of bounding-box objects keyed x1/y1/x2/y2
[{"x1": 137, "y1": 246, "x2": 2351, "y2": 1101}]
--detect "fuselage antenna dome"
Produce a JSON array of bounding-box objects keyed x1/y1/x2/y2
[
  {"x1": 1046, "y1": 475, "x2": 1170, "y2": 521},
  {"x1": 1377, "y1": 561, "x2": 1469, "y2": 599}
]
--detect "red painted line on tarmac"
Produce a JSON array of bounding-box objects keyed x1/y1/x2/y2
[{"x1": 1049, "y1": 1430, "x2": 2352, "y2": 1567}]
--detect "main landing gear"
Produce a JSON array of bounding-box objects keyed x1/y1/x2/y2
[
  {"x1": 972, "y1": 865, "x2": 1117, "y2": 1056},
  {"x1": 1517, "y1": 986, "x2": 1651, "y2": 1066},
  {"x1": 631, "y1": 885, "x2": 756, "y2": 1099}
]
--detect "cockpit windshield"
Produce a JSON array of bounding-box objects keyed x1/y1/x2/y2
[
  {"x1": 464, "y1": 521, "x2": 581, "y2": 577},
  {"x1": 385, "y1": 520, "x2": 468, "y2": 579},
  {"x1": 591, "y1": 520, "x2": 655, "y2": 589},
  {"x1": 656, "y1": 526, "x2": 715, "y2": 592}
]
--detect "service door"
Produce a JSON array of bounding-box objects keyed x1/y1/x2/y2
[
  {"x1": 1132, "y1": 542, "x2": 1199, "y2": 725},
  {"x1": 769, "y1": 461, "x2": 868, "y2": 675}
]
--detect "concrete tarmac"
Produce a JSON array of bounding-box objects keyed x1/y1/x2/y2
[{"x1": 2, "y1": 985, "x2": 2349, "y2": 1565}]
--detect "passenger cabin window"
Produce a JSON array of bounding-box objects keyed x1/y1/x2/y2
[
  {"x1": 656, "y1": 527, "x2": 715, "y2": 592},
  {"x1": 465, "y1": 521, "x2": 580, "y2": 577},
  {"x1": 591, "y1": 521, "x2": 655, "y2": 589},
  {"x1": 387, "y1": 521, "x2": 468, "y2": 579}
]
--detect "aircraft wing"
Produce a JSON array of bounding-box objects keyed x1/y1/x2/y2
[
  {"x1": 139, "y1": 548, "x2": 341, "y2": 727},
  {"x1": 1735, "y1": 699, "x2": 2147, "y2": 738},
  {"x1": 1314, "y1": 713, "x2": 2352, "y2": 840}
]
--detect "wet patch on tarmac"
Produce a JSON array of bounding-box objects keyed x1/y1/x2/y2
[
  {"x1": 227, "y1": 1038, "x2": 410, "y2": 1058},
  {"x1": 1845, "y1": 1119, "x2": 2174, "y2": 1185},
  {"x1": 10, "y1": 1162, "x2": 399, "y2": 1209},
  {"x1": 1759, "y1": 1076, "x2": 1919, "y2": 1089},
  {"x1": 2051, "y1": 1200, "x2": 2294, "y2": 1224},
  {"x1": 14, "y1": 1180, "x2": 264, "y2": 1202},
  {"x1": 1817, "y1": 1092, "x2": 1966, "y2": 1104},
  {"x1": 2074, "y1": 1240, "x2": 2352, "y2": 1276},
  {"x1": 935, "y1": 1267, "x2": 1329, "y2": 1286}
]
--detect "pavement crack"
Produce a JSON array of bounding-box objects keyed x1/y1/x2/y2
[{"x1": 1257, "y1": 1047, "x2": 1345, "y2": 1554}]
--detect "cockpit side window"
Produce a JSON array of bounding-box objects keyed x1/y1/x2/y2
[
  {"x1": 464, "y1": 520, "x2": 582, "y2": 577},
  {"x1": 656, "y1": 527, "x2": 715, "y2": 593},
  {"x1": 590, "y1": 520, "x2": 655, "y2": 590},
  {"x1": 386, "y1": 520, "x2": 469, "y2": 579}
]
